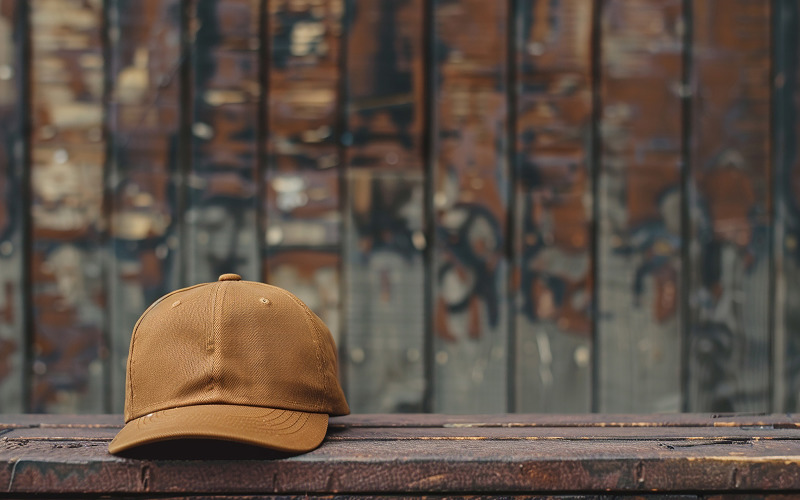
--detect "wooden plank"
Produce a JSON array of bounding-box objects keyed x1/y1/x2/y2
[
  {"x1": 596, "y1": 0, "x2": 684, "y2": 412},
  {"x1": 3, "y1": 412, "x2": 800, "y2": 429},
  {"x1": 264, "y1": 0, "x2": 343, "y2": 344},
  {"x1": 106, "y1": 0, "x2": 183, "y2": 413},
  {"x1": 185, "y1": 0, "x2": 261, "y2": 284},
  {"x1": 329, "y1": 412, "x2": 800, "y2": 429},
  {"x1": 103, "y1": 497, "x2": 650, "y2": 500},
  {"x1": 28, "y1": 0, "x2": 107, "y2": 413},
  {"x1": 7, "y1": 423, "x2": 800, "y2": 440},
  {"x1": 709, "y1": 496, "x2": 800, "y2": 500},
  {"x1": 320, "y1": 425, "x2": 800, "y2": 440},
  {"x1": 0, "y1": 413, "x2": 122, "y2": 427},
  {"x1": 4, "y1": 427, "x2": 119, "y2": 439},
  {"x1": 0, "y1": 442, "x2": 146, "y2": 494},
  {"x1": 136, "y1": 493, "x2": 692, "y2": 500},
  {"x1": 0, "y1": 0, "x2": 25, "y2": 412},
  {"x1": 512, "y1": 0, "x2": 594, "y2": 413},
  {"x1": 343, "y1": 0, "x2": 426, "y2": 413},
  {"x1": 687, "y1": 0, "x2": 772, "y2": 412},
  {"x1": 431, "y1": 0, "x2": 509, "y2": 413},
  {"x1": 136, "y1": 497, "x2": 667, "y2": 500},
  {"x1": 774, "y1": 0, "x2": 800, "y2": 413},
  {"x1": 2, "y1": 420, "x2": 800, "y2": 494}
]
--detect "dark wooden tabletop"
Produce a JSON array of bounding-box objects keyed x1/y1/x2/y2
[{"x1": 1, "y1": 413, "x2": 800, "y2": 498}]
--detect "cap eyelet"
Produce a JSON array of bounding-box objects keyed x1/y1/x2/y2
[
  {"x1": 171, "y1": 300, "x2": 182, "y2": 308},
  {"x1": 259, "y1": 297, "x2": 271, "y2": 305}
]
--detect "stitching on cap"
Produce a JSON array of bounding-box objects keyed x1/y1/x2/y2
[
  {"x1": 208, "y1": 281, "x2": 222, "y2": 392},
  {"x1": 128, "y1": 282, "x2": 208, "y2": 419},
  {"x1": 130, "y1": 408, "x2": 313, "y2": 437},
  {"x1": 306, "y1": 312, "x2": 332, "y2": 399},
  {"x1": 132, "y1": 396, "x2": 323, "y2": 420},
  {"x1": 213, "y1": 282, "x2": 228, "y2": 393}
]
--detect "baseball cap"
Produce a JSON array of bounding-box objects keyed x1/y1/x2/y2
[{"x1": 108, "y1": 273, "x2": 350, "y2": 455}]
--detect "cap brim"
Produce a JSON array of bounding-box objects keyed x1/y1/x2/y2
[{"x1": 108, "y1": 404, "x2": 328, "y2": 455}]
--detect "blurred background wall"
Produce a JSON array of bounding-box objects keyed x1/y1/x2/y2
[{"x1": 0, "y1": 0, "x2": 794, "y2": 414}]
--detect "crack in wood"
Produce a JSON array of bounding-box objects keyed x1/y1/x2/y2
[
  {"x1": 324, "y1": 470, "x2": 340, "y2": 492},
  {"x1": 731, "y1": 466, "x2": 741, "y2": 489},
  {"x1": 635, "y1": 460, "x2": 645, "y2": 486},
  {"x1": 140, "y1": 464, "x2": 150, "y2": 492},
  {"x1": 658, "y1": 438, "x2": 754, "y2": 448},
  {"x1": 6, "y1": 458, "x2": 19, "y2": 493}
]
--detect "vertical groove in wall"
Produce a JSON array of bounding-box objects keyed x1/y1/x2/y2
[
  {"x1": 770, "y1": 0, "x2": 785, "y2": 413},
  {"x1": 100, "y1": 0, "x2": 114, "y2": 413},
  {"x1": 18, "y1": 0, "x2": 33, "y2": 413},
  {"x1": 422, "y1": 0, "x2": 436, "y2": 413},
  {"x1": 257, "y1": 0, "x2": 268, "y2": 284},
  {"x1": 589, "y1": 0, "x2": 603, "y2": 413},
  {"x1": 177, "y1": 0, "x2": 193, "y2": 288},
  {"x1": 505, "y1": 0, "x2": 519, "y2": 413},
  {"x1": 336, "y1": 0, "x2": 351, "y2": 400},
  {"x1": 679, "y1": 0, "x2": 694, "y2": 413}
]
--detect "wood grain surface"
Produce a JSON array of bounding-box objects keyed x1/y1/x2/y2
[
  {"x1": 431, "y1": 0, "x2": 510, "y2": 413},
  {"x1": 512, "y1": 0, "x2": 594, "y2": 413},
  {"x1": 596, "y1": 0, "x2": 684, "y2": 412},
  {"x1": 0, "y1": 0, "x2": 26, "y2": 413},
  {"x1": 774, "y1": 0, "x2": 800, "y2": 413},
  {"x1": 343, "y1": 0, "x2": 427, "y2": 413},
  {"x1": 186, "y1": 0, "x2": 261, "y2": 284},
  {"x1": 106, "y1": 0, "x2": 184, "y2": 414},
  {"x1": 264, "y1": 0, "x2": 344, "y2": 347},
  {"x1": 0, "y1": 0, "x2": 796, "y2": 416},
  {"x1": 686, "y1": 0, "x2": 772, "y2": 413},
  {"x1": 28, "y1": 0, "x2": 108, "y2": 413}
]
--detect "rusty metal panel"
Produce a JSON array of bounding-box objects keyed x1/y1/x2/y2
[
  {"x1": 186, "y1": 0, "x2": 261, "y2": 284},
  {"x1": 774, "y1": 0, "x2": 800, "y2": 412},
  {"x1": 0, "y1": 0, "x2": 25, "y2": 412},
  {"x1": 28, "y1": 0, "x2": 107, "y2": 413},
  {"x1": 596, "y1": 0, "x2": 684, "y2": 412},
  {"x1": 342, "y1": 0, "x2": 426, "y2": 413},
  {"x1": 0, "y1": 0, "x2": 787, "y2": 416},
  {"x1": 264, "y1": 0, "x2": 344, "y2": 346},
  {"x1": 106, "y1": 0, "x2": 183, "y2": 413},
  {"x1": 432, "y1": 0, "x2": 509, "y2": 412},
  {"x1": 512, "y1": 0, "x2": 593, "y2": 413},
  {"x1": 687, "y1": 0, "x2": 772, "y2": 412}
]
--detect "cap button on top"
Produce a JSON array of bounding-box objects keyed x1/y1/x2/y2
[{"x1": 218, "y1": 273, "x2": 242, "y2": 282}]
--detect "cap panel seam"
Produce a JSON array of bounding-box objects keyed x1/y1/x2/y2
[
  {"x1": 306, "y1": 313, "x2": 332, "y2": 400},
  {"x1": 212, "y1": 281, "x2": 228, "y2": 393},
  {"x1": 305, "y1": 309, "x2": 324, "y2": 411},
  {"x1": 208, "y1": 281, "x2": 222, "y2": 393},
  {"x1": 127, "y1": 282, "x2": 208, "y2": 420},
  {"x1": 275, "y1": 289, "x2": 325, "y2": 412}
]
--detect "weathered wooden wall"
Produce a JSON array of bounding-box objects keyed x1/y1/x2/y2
[{"x1": 0, "y1": 0, "x2": 797, "y2": 414}]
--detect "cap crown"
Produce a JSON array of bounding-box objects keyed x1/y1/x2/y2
[{"x1": 124, "y1": 276, "x2": 349, "y2": 421}]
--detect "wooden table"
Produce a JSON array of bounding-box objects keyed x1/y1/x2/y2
[{"x1": 1, "y1": 413, "x2": 799, "y2": 498}]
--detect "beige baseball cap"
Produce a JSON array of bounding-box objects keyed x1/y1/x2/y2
[{"x1": 108, "y1": 273, "x2": 349, "y2": 455}]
